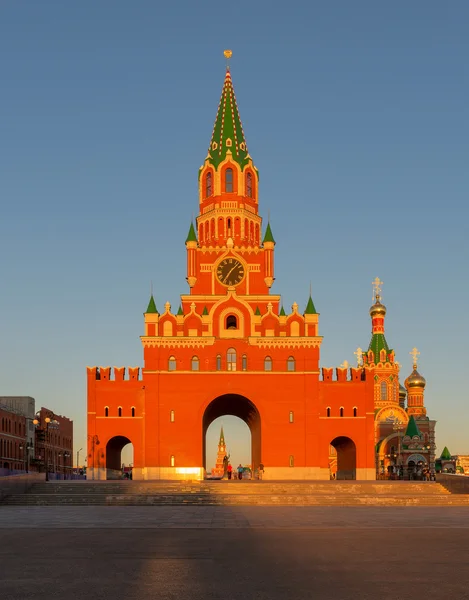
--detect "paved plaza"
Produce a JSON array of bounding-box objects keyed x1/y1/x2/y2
[{"x1": 1, "y1": 506, "x2": 468, "y2": 599}]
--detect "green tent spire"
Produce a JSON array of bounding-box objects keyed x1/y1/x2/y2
[
  {"x1": 440, "y1": 446, "x2": 452, "y2": 460},
  {"x1": 219, "y1": 426, "x2": 225, "y2": 447},
  {"x1": 263, "y1": 222, "x2": 275, "y2": 244},
  {"x1": 202, "y1": 306, "x2": 209, "y2": 316},
  {"x1": 145, "y1": 295, "x2": 158, "y2": 314},
  {"x1": 304, "y1": 294, "x2": 317, "y2": 315},
  {"x1": 279, "y1": 305, "x2": 286, "y2": 316},
  {"x1": 206, "y1": 68, "x2": 250, "y2": 170},
  {"x1": 405, "y1": 415, "x2": 421, "y2": 438},
  {"x1": 186, "y1": 221, "x2": 197, "y2": 243},
  {"x1": 255, "y1": 306, "x2": 261, "y2": 316},
  {"x1": 177, "y1": 304, "x2": 183, "y2": 316}
]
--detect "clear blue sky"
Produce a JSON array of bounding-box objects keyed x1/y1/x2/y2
[{"x1": 1, "y1": 1, "x2": 468, "y2": 471}]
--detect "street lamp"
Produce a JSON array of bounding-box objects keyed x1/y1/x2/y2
[
  {"x1": 77, "y1": 447, "x2": 83, "y2": 475},
  {"x1": 393, "y1": 421, "x2": 405, "y2": 477},
  {"x1": 19, "y1": 442, "x2": 34, "y2": 473},
  {"x1": 33, "y1": 411, "x2": 59, "y2": 482},
  {"x1": 87, "y1": 435, "x2": 100, "y2": 480}
]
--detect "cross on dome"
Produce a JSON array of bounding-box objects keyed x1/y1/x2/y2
[
  {"x1": 372, "y1": 277, "x2": 384, "y2": 301},
  {"x1": 410, "y1": 347, "x2": 420, "y2": 368}
]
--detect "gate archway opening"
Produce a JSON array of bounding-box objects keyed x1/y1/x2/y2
[
  {"x1": 331, "y1": 436, "x2": 356, "y2": 480},
  {"x1": 202, "y1": 394, "x2": 261, "y2": 477},
  {"x1": 106, "y1": 436, "x2": 133, "y2": 480}
]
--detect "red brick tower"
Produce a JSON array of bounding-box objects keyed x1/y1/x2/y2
[{"x1": 86, "y1": 55, "x2": 416, "y2": 481}]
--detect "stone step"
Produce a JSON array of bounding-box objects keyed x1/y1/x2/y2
[
  {"x1": 26, "y1": 482, "x2": 451, "y2": 496},
  {"x1": 3, "y1": 493, "x2": 469, "y2": 506}
]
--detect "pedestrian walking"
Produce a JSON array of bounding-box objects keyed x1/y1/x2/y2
[
  {"x1": 227, "y1": 463, "x2": 233, "y2": 479},
  {"x1": 259, "y1": 463, "x2": 264, "y2": 480},
  {"x1": 237, "y1": 464, "x2": 243, "y2": 480}
]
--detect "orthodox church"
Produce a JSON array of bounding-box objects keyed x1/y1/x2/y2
[{"x1": 87, "y1": 54, "x2": 435, "y2": 480}]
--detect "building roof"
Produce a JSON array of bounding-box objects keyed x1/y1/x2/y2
[
  {"x1": 145, "y1": 295, "x2": 158, "y2": 314},
  {"x1": 440, "y1": 446, "x2": 452, "y2": 460},
  {"x1": 405, "y1": 415, "x2": 422, "y2": 438},
  {"x1": 279, "y1": 305, "x2": 286, "y2": 316},
  {"x1": 202, "y1": 306, "x2": 209, "y2": 316},
  {"x1": 304, "y1": 294, "x2": 317, "y2": 315},
  {"x1": 263, "y1": 222, "x2": 275, "y2": 244},
  {"x1": 367, "y1": 333, "x2": 391, "y2": 363},
  {"x1": 186, "y1": 222, "x2": 197, "y2": 243},
  {"x1": 206, "y1": 68, "x2": 250, "y2": 170},
  {"x1": 219, "y1": 426, "x2": 225, "y2": 447},
  {"x1": 177, "y1": 304, "x2": 183, "y2": 316}
]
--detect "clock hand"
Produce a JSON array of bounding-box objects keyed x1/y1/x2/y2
[{"x1": 223, "y1": 265, "x2": 238, "y2": 284}]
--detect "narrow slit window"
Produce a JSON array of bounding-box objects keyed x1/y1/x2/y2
[
  {"x1": 225, "y1": 168, "x2": 233, "y2": 193},
  {"x1": 118, "y1": 407, "x2": 122, "y2": 417},
  {"x1": 170, "y1": 410, "x2": 175, "y2": 423},
  {"x1": 353, "y1": 407, "x2": 357, "y2": 417},
  {"x1": 289, "y1": 455, "x2": 294, "y2": 467},
  {"x1": 289, "y1": 411, "x2": 294, "y2": 423},
  {"x1": 105, "y1": 407, "x2": 109, "y2": 417},
  {"x1": 216, "y1": 355, "x2": 222, "y2": 371},
  {"x1": 242, "y1": 354, "x2": 247, "y2": 371},
  {"x1": 205, "y1": 172, "x2": 212, "y2": 197},
  {"x1": 246, "y1": 172, "x2": 252, "y2": 197},
  {"x1": 131, "y1": 407, "x2": 135, "y2": 417},
  {"x1": 327, "y1": 407, "x2": 331, "y2": 417},
  {"x1": 340, "y1": 407, "x2": 344, "y2": 417}
]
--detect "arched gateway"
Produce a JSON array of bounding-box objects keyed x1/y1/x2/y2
[
  {"x1": 203, "y1": 395, "x2": 261, "y2": 472},
  {"x1": 86, "y1": 61, "x2": 427, "y2": 482}
]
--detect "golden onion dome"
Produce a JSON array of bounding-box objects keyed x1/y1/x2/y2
[
  {"x1": 405, "y1": 367, "x2": 426, "y2": 389},
  {"x1": 369, "y1": 299, "x2": 387, "y2": 318}
]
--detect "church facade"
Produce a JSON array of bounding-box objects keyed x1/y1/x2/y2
[{"x1": 87, "y1": 59, "x2": 434, "y2": 481}]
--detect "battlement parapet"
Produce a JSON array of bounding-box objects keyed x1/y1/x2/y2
[
  {"x1": 321, "y1": 367, "x2": 367, "y2": 382},
  {"x1": 86, "y1": 366, "x2": 141, "y2": 381}
]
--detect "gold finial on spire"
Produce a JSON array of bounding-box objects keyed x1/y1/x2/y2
[
  {"x1": 410, "y1": 347, "x2": 420, "y2": 368},
  {"x1": 372, "y1": 277, "x2": 384, "y2": 302},
  {"x1": 224, "y1": 49, "x2": 232, "y2": 71}
]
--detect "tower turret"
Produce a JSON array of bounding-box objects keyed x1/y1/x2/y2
[
  {"x1": 185, "y1": 222, "x2": 198, "y2": 288},
  {"x1": 405, "y1": 347, "x2": 427, "y2": 417}
]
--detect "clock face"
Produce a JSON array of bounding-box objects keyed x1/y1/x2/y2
[{"x1": 216, "y1": 258, "x2": 245, "y2": 286}]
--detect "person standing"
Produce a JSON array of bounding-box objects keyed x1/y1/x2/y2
[
  {"x1": 237, "y1": 464, "x2": 243, "y2": 480},
  {"x1": 259, "y1": 463, "x2": 264, "y2": 480},
  {"x1": 227, "y1": 463, "x2": 233, "y2": 480}
]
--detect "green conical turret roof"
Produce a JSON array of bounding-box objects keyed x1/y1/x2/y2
[
  {"x1": 145, "y1": 295, "x2": 158, "y2": 314},
  {"x1": 206, "y1": 68, "x2": 250, "y2": 170},
  {"x1": 263, "y1": 222, "x2": 275, "y2": 244},
  {"x1": 367, "y1": 334, "x2": 390, "y2": 363},
  {"x1": 440, "y1": 446, "x2": 452, "y2": 460},
  {"x1": 305, "y1": 294, "x2": 317, "y2": 315},
  {"x1": 177, "y1": 304, "x2": 183, "y2": 316},
  {"x1": 405, "y1": 415, "x2": 421, "y2": 438},
  {"x1": 279, "y1": 305, "x2": 286, "y2": 316},
  {"x1": 255, "y1": 306, "x2": 261, "y2": 316},
  {"x1": 186, "y1": 222, "x2": 197, "y2": 243},
  {"x1": 202, "y1": 306, "x2": 209, "y2": 316},
  {"x1": 219, "y1": 426, "x2": 225, "y2": 447}
]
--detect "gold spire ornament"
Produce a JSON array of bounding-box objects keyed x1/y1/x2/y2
[
  {"x1": 224, "y1": 49, "x2": 233, "y2": 59},
  {"x1": 372, "y1": 277, "x2": 383, "y2": 301},
  {"x1": 410, "y1": 347, "x2": 420, "y2": 368}
]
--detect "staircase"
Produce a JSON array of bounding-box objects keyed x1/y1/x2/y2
[{"x1": 3, "y1": 480, "x2": 469, "y2": 506}]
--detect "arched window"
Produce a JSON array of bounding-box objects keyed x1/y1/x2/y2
[
  {"x1": 242, "y1": 354, "x2": 247, "y2": 371},
  {"x1": 340, "y1": 407, "x2": 344, "y2": 417},
  {"x1": 287, "y1": 356, "x2": 295, "y2": 372},
  {"x1": 289, "y1": 411, "x2": 294, "y2": 423},
  {"x1": 170, "y1": 455, "x2": 175, "y2": 467},
  {"x1": 226, "y1": 314, "x2": 238, "y2": 329},
  {"x1": 168, "y1": 356, "x2": 177, "y2": 371},
  {"x1": 353, "y1": 407, "x2": 358, "y2": 417},
  {"x1": 131, "y1": 407, "x2": 135, "y2": 417},
  {"x1": 246, "y1": 172, "x2": 252, "y2": 197},
  {"x1": 216, "y1": 355, "x2": 222, "y2": 371},
  {"x1": 105, "y1": 407, "x2": 109, "y2": 417},
  {"x1": 227, "y1": 217, "x2": 231, "y2": 230},
  {"x1": 264, "y1": 356, "x2": 273, "y2": 371},
  {"x1": 225, "y1": 168, "x2": 233, "y2": 193},
  {"x1": 170, "y1": 410, "x2": 175, "y2": 423},
  {"x1": 380, "y1": 381, "x2": 388, "y2": 401},
  {"x1": 205, "y1": 172, "x2": 212, "y2": 197},
  {"x1": 227, "y1": 348, "x2": 237, "y2": 371},
  {"x1": 118, "y1": 407, "x2": 122, "y2": 417},
  {"x1": 191, "y1": 356, "x2": 200, "y2": 371},
  {"x1": 327, "y1": 407, "x2": 331, "y2": 417}
]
